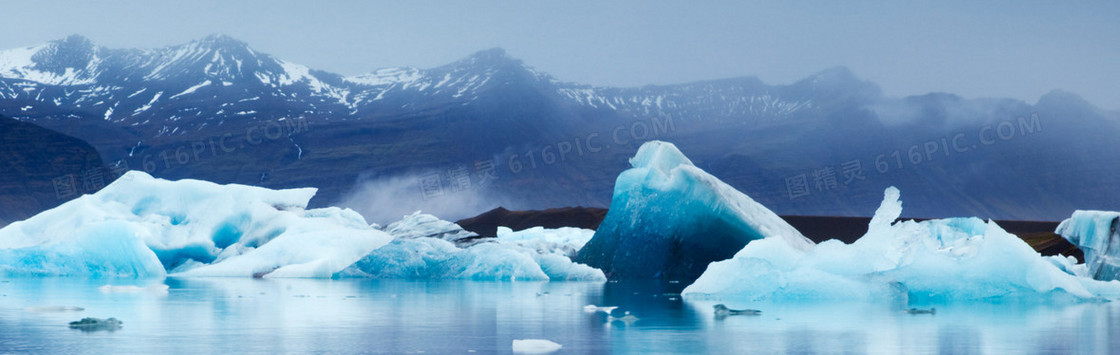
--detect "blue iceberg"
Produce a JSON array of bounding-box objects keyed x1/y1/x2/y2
[
  {"x1": 0, "y1": 173, "x2": 603, "y2": 281},
  {"x1": 338, "y1": 213, "x2": 604, "y2": 281},
  {"x1": 1056, "y1": 210, "x2": 1120, "y2": 281},
  {"x1": 575, "y1": 141, "x2": 812, "y2": 281},
  {"x1": 0, "y1": 171, "x2": 391, "y2": 278},
  {"x1": 684, "y1": 187, "x2": 1120, "y2": 303}
]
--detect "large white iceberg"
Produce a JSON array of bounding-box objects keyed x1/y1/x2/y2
[
  {"x1": 684, "y1": 187, "x2": 1120, "y2": 302},
  {"x1": 575, "y1": 141, "x2": 812, "y2": 281},
  {"x1": 338, "y1": 215, "x2": 604, "y2": 281},
  {"x1": 0, "y1": 171, "x2": 391, "y2": 278},
  {"x1": 1056, "y1": 210, "x2": 1120, "y2": 281}
]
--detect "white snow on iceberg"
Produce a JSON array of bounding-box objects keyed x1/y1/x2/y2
[
  {"x1": 0, "y1": 171, "x2": 391, "y2": 278},
  {"x1": 1056, "y1": 210, "x2": 1120, "y2": 281},
  {"x1": 684, "y1": 187, "x2": 1120, "y2": 303},
  {"x1": 576, "y1": 140, "x2": 812, "y2": 281}
]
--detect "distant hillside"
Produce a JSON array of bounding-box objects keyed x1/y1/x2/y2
[{"x1": 0, "y1": 114, "x2": 108, "y2": 226}]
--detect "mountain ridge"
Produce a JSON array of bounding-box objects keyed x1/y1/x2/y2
[{"x1": 1, "y1": 35, "x2": 1116, "y2": 223}]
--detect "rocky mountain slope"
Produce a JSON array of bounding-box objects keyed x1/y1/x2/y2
[{"x1": 1, "y1": 35, "x2": 1117, "y2": 222}]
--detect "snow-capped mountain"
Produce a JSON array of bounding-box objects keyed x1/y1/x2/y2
[
  {"x1": 1, "y1": 35, "x2": 1117, "y2": 223},
  {"x1": 0, "y1": 35, "x2": 354, "y2": 135},
  {"x1": 0, "y1": 35, "x2": 830, "y2": 137}
]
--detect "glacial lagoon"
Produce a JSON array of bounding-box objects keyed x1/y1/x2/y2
[{"x1": 1, "y1": 278, "x2": 1117, "y2": 354}]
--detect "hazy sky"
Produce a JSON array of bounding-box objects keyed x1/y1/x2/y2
[{"x1": 3, "y1": 1, "x2": 1117, "y2": 109}]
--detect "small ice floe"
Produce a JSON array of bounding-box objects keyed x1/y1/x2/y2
[
  {"x1": 69, "y1": 317, "x2": 122, "y2": 332},
  {"x1": 607, "y1": 311, "x2": 639, "y2": 325},
  {"x1": 26, "y1": 306, "x2": 84, "y2": 313},
  {"x1": 512, "y1": 339, "x2": 562, "y2": 354},
  {"x1": 99, "y1": 284, "x2": 169, "y2": 294},
  {"x1": 713, "y1": 304, "x2": 761, "y2": 317},
  {"x1": 904, "y1": 307, "x2": 936, "y2": 315},
  {"x1": 582, "y1": 304, "x2": 617, "y2": 314}
]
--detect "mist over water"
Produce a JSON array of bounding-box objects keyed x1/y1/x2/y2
[{"x1": 337, "y1": 172, "x2": 509, "y2": 225}]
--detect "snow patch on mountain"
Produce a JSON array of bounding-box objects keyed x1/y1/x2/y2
[{"x1": 344, "y1": 67, "x2": 422, "y2": 86}]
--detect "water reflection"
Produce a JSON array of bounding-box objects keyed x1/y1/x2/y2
[{"x1": 0, "y1": 278, "x2": 1116, "y2": 353}]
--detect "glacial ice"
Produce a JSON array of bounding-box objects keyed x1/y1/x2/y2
[
  {"x1": 0, "y1": 171, "x2": 391, "y2": 278},
  {"x1": 512, "y1": 339, "x2": 562, "y2": 354},
  {"x1": 0, "y1": 175, "x2": 602, "y2": 281},
  {"x1": 336, "y1": 232, "x2": 605, "y2": 281},
  {"x1": 380, "y1": 211, "x2": 478, "y2": 243},
  {"x1": 334, "y1": 212, "x2": 603, "y2": 281},
  {"x1": 684, "y1": 187, "x2": 1120, "y2": 302},
  {"x1": 575, "y1": 141, "x2": 812, "y2": 281},
  {"x1": 1056, "y1": 210, "x2": 1120, "y2": 281},
  {"x1": 496, "y1": 226, "x2": 594, "y2": 258}
]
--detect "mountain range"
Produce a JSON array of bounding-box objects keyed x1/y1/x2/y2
[{"x1": 1, "y1": 34, "x2": 1117, "y2": 224}]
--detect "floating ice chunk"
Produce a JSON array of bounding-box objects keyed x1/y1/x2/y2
[
  {"x1": 512, "y1": 339, "x2": 562, "y2": 354},
  {"x1": 607, "y1": 311, "x2": 639, "y2": 324},
  {"x1": 684, "y1": 187, "x2": 1120, "y2": 302},
  {"x1": 582, "y1": 304, "x2": 618, "y2": 314},
  {"x1": 337, "y1": 236, "x2": 604, "y2": 281},
  {"x1": 339, "y1": 213, "x2": 603, "y2": 281},
  {"x1": 1056, "y1": 210, "x2": 1120, "y2": 280},
  {"x1": 576, "y1": 141, "x2": 812, "y2": 282},
  {"x1": 0, "y1": 171, "x2": 391, "y2": 278},
  {"x1": 382, "y1": 211, "x2": 478, "y2": 243},
  {"x1": 713, "y1": 304, "x2": 761, "y2": 316},
  {"x1": 69, "y1": 317, "x2": 122, "y2": 332},
  {"x1": 497, "y1": 226, "x2": 595, "y2": 257}
]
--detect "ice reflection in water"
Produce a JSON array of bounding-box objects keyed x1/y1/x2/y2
[{"x1": 0, "y1": 278, "x2": 1116, "y2": 354}]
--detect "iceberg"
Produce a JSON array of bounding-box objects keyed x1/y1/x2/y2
[
  {"x1": 380, "y1": 211, "x2": 479, "y2": 244},
  {"x1": 575, "y1": 141, "x2": 812, "y2": 281},
  {"x1": 1056, "y1": 210, "x2": 1120, "y2": 281},
  {"x1": 496, "y1": 226, "x2": 594, "y2": 258},
  {"x1": 0, "y1": 171, "x2": 391, "y2": 278},
  {"x1": 684, "y1": 187, "x2": 1120, "y2": 303},
  {"x1": 336, "y1": 212, "x2": 602, "y2": 281},
  {"x1": 336, "y1": 229, "x2": 604, "y2": 281}
]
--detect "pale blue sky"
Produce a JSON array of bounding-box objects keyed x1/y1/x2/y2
[{"x1": 4, "y1": 0, "x2": 1118, "y2": 109}]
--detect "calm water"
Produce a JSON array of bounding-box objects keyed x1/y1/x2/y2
[{"x1": 0, "y1": 278, "x2": 1117, "y2": 354}]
